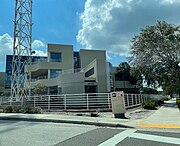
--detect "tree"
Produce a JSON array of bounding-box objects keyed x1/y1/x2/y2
[
  {"x1": 32, "y1": 83, "x2": 47, "y2": 95},
  {"x1": 141, "y1": 87, "x2": 158, "y2": 94},
  {"x1": 129, "y1": 21, "x2": 180, "y2": 95},
  {"x1": 117, "y1": 62, "x2": 138, "y2": 85}
]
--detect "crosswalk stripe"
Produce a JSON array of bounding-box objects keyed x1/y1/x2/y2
[
  {"x1": 130, "y1": 133, "x2": 180, "y2": 145},
  {"x1": 98, "y1": 129, "x2": 136, "y2": 146}
]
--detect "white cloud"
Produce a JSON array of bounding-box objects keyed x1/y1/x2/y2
[
  {"x1": 32, "y1": 40, "x2": 47, "y2": 56},
  {"x1": 32, "y1": 50, "x2": 47, "y2": 56},
  {"x1": 0, "y1": 33, "x2": 46, "y2": 70},
  {"x1": 0, "y1": 33, "x2": 13, "y2": 67},
  {"x1": 77, "y1": 0, "x2": 180, "y2": 57},
  {"x1": 32, "y1": 40, "x2": 46, "y2": 49}
]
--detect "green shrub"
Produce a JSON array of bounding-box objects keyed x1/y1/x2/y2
[
  {"x1": 154, "y1": 97, "x2": 170, "y2": 106},
  {"x1": 22, "y1": 105, "x2": 42, "y2": 114},
  {"x1": 142, "y1": 101, "x2": 157, "y2": 110},
  {"x1": 32, "y1": 107, "x2": 42, "y2": 114},
  {"x1": 155, "y1": 100, "x2": 163, "y2": 106},
  {"x1": 2, "y1": 105, "x2": 42, "y2": 114},
  {"x1": 3, "y1": 106, "x2": 13, "y2": 113},
  {"x1": 12, "y1": 106, "x2": 22, "y2": 113},
  {"x1": 176, "y1": 98, "x2": 180, "y2": 102},
  {"x1": 161, "y1": 97, "x2": 170, "y2": 101},
  {"x1": 176, "y1": 98, "x2": 180, "y2": 110}
]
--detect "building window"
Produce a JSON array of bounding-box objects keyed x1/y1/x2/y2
[
  {"x1": 73, "y1": 52, "x2": 80, "y2": 69},
  {"x1": 50, "y1": 52, "x2": 61, "y2": 62},
  {"x1": 50, "y1": 69, "x2": 61, "y2": 78},
  {"x1": 58, "y1": 87, "x2": 62, "y2": 94},
  {"x1": 49, "y1": 86, "x2": 58, "y2": 95},
  {"x1": 85, "y1": 67, "x2": 94, "y2": 77}
]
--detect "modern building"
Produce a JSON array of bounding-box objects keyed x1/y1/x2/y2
[
  {"x1": 5, "y1": 55, "x2": 47, "y2": 90},
  {"x1": 25, "y1": 44, "x2": 109, "y2": 94},
  {"x1": 2, "y1": 44, "x2": 139, "y2": 96}
]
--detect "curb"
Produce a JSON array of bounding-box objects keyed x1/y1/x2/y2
[{"x1": 0, "y1": 116, "x2": 133, "y2": 129}]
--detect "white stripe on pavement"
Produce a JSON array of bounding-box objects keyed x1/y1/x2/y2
[
  {"x1": 98, "y1": 129, "x2": 136, "y2": 146},
  {"x1": 130, "y1": 133, "x2": 180, "y2": 145}
]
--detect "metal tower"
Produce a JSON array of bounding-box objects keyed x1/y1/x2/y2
[{"x1": 11, "y1": 0, "x2": 33, "y2": 98}]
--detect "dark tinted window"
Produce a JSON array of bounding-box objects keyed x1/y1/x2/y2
[{"x1": 85, "y1": 68, "x2": 94, "y2": 77}]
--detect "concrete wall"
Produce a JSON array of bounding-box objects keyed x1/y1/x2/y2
[
  {"x1": 96, "y1": 59, "x2": 107, "y2": 93},
  {"x1": 26, "y1": 62, "x2": 64, "y2": 72},
  {"x1": 47, "y1": 44, "x2": 74, "y2": 70},
  {"x1": 83, "y1": 59, "x2": 97, "y2": 80},
  {"x1": 79, "y1": 49, "x2": 106, "y2": 68},
  {"x1": 83, "y1": 59, "x2": 107, "y2": 93},
  {"x1": 106, "y1": 62, "x2": 113, "y2": 92},
  {"x1": 58, "y1": 72, "x2": 85, "y2": 94}
]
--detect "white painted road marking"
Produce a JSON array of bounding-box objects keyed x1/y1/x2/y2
[
  {"x1": 98, "y1": 129, "x2": 180, "y2": 146},
  {"x1": 98, "y1": 129, "x2": 136, "y2": 146},
  {"x1": 130, "y1": 133, "x2": 180, "y2": 145}
]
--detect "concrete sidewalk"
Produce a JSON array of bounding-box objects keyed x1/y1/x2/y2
[
  {"x1": 0, "y1": 99, "x2": 179, "y2": 130},
  {"x1": 129, "y1": 99, "x2": 180, "y2": 129},
  {"x1": 0, "y1": 112, "x2": 132, "y2": 128}
]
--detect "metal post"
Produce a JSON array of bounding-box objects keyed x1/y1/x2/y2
[
  {"x1": 135, "y1": 94, "x2": 137, "y2": 105},
  {"x1": 33, "y1": 96, "x2": 35, "y2": 108},
  {"x1": 107, "y1": 93, "x2": 111, "y2": 109},
  {"x1": 143, "y1": 95, "x2": 146, "y2": 103},
  {"x1": 64, "y1": 94, "x2": 67, "y2": 110},
  {"x1": 141, "y1": 94, "x2": 144, "y2": 103},
  {"x1": 48, "y1": 96, "x2": 50, "y2": 111},
  {"x1": 138, "y1": 94, "x2": 141, "y2": 104},
  {"x1": 87, "y1": 94, "x2": 89, "y2": 110},
  {"x1": 131, "y1": 94, "x2": 134, "y2": 105},
  {"x1": 144, "y1": 95, "x2": 146, "y2": 103},
  {"x1": 127, "y1": 94, "x2": 129, "y2": 107}
]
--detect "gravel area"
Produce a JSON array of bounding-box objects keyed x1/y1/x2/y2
[{"x1": 43, "y1": 107, "x2": 158, "y2": 120}]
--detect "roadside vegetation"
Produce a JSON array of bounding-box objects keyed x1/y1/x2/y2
[
  {"x1": 129, "y1": 21, "x2": 180, "y2": 97},
  {"x1": 0, "y1": 105, "x2": 42, "y2": 114},
  {"x1": 176, "y1": 98, "x2": 180, "y2": 111},
  {"x1": 142, "y1": 97, "x2": 170, "y2": 110}
]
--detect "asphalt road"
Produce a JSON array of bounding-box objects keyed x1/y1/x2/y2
[{"x1": 0, "y1": 120, "x2": 180, "y2": 146}]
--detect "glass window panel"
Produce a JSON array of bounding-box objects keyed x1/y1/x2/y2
[
  {"x1": 50, "y1": 52, "x2": 61, "y2": 62},
  {"x1": 50, "y1": 69, "x2": 62, "y2": 78}
]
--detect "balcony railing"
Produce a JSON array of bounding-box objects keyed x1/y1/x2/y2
[{"x1": 31, "y1": 76, "x2": 48, "y2": 82}]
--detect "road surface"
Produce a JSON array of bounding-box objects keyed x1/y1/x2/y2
[{"x1": 0, "y1": 120, "x2": 180, "y2": 146}]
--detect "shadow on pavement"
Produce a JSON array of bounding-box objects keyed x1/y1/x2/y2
[{"x1": 0, "y1": 119, "x2": 38, "y2": 134}]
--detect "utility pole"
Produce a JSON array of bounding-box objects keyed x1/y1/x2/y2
[{"x1": 11, "y1": 0, "x2": 33, "y2": 99}]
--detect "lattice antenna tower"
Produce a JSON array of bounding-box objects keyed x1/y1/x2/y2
[{"x1": 11, "y1": 0, "x2": 33, "y2": 98}]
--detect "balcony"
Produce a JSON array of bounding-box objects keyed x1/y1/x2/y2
[
  {"x1": 25, "y1": 61, "x2": 63, "y2": 73},
  {"x1": 28, "y1": 77, "x2": 59, "y2": 87}
]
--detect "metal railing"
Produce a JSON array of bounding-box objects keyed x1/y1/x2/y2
[{"x1": 0, "y1": 93, "x2": 148, "y2": 111}]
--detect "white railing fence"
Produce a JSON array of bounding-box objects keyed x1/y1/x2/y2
[{"x1": 0, "y1": 93, "x2": 148, "y2": 111}]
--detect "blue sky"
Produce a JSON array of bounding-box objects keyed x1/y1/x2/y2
[{"x1": 0, "y1": 0, "x2": 180, "y2": 72}]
